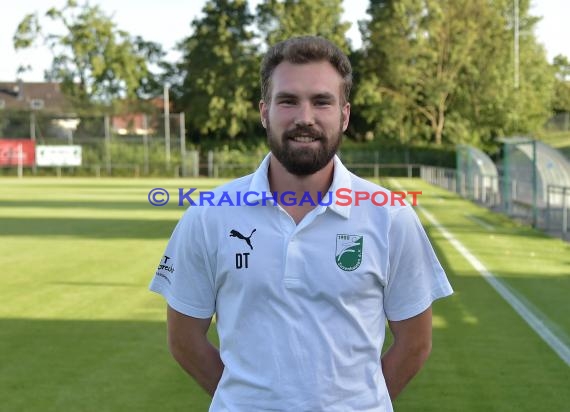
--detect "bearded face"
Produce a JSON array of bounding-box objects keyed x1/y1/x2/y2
[
  {"x1": 261, "y1": 61, "x2": 350, "y2": 176},
  {"x1": 265, "y1": 117, "x2": 344, "y2": 176}
]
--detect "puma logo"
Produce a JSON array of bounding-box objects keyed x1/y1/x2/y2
[{"x1": 230, "y1": 229, "x2": 256, "y2": 250}]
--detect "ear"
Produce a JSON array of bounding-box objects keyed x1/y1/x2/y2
[
  {"x1": 259, "y1": 100, "x2": 268, "y2": 129},
  {"x1": 341, "y1": 103, "x2": 350, "y2": 132}
]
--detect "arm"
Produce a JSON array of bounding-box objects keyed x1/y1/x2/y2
[
  {"x1": 167, "y1": 305, "x2": 224, "y2": 396},
  {"x1": 381, "y1": 307, "x2": 433, "y2": 401}
]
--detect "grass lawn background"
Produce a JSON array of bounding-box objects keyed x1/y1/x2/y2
[{"x1": 1, "y1": 177, "x2": 568, "y2": 411}]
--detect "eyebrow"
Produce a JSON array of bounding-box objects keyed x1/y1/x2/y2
[
  {"x1": 312, "y1": 93, "x2": 336, "y2": 101},
  {"x1": 274, "y1": 92, "x2": 297, "y2": 100},
  {"x1": 274, "y1": 92, "x2": 336, "y2": 101}
]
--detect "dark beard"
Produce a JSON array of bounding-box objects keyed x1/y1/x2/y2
[{"x1": 266, "y1": 122, "x2": 343, "y2": 176}]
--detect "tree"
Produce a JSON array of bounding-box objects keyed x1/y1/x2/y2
[
  {"x1": 174, "y1": 0, "x2": 259, "y2": 140},
  {"x1": 13, "y1": 0, "x2": 165, "y2": 106},
  {"x1": 358, "y1": 0, "x2": 498, "y2": 145},
  {"x1": 356, "y1": 0, "x2": 553, "y2": 146},
  {"x1": 446, "y1": 0, "x2": 552, "y2": 146},
  {"x1": 256, "y1": 0, "x2": 351, "y2": 52}
]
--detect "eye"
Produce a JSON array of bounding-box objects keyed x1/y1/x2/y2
[
  {"x1": 315, "y1": 99, "x2": 332, "y2": 106},
  {"x1": 278, "y1": 99, "x2": 296, "y2": 106}
]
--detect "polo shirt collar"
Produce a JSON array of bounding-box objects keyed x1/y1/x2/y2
[
  {"x1": 328, "y1": 155, "x2": 352, "y2": 219},
  {"x1": 249, "y1": 152, "x2": 352, "y2": 219},
  {"x1": 249, "y1": 153, "x2": 272, "y2": 194}
]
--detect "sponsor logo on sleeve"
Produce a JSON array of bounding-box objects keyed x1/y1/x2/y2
[{"x1": 156, "y1": 255, "x2": 175, "y2": 283}]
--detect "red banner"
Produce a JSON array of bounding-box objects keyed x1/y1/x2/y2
[{"x1": 0, "y1": 139, "x2": 36, "y2": 167}]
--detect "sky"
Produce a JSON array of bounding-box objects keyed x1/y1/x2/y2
[{"x1": 0, "y1": 0, "x2": 567, "y2": 82}]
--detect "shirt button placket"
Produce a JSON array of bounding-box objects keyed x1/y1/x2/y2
[{"x1": 281, "y1": 214, "x2": 300, "y2": 287}]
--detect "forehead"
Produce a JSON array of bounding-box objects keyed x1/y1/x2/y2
[{"x1": 270, "y1": 60, "x2": 343, "y2": 99}]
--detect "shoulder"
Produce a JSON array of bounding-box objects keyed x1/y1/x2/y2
[
  {"x1": 183, "y1": 173, "x2": 254, "y2": 214},
  {"x1": 212, "y1": 173, "x2": 254, "y2": 193},
  {"x1": 173, "y1": 175, "x2": 256, "y2": 248},
  {"x1": 348, "y1": 173, "x2": 411, "y2": 215},
  {"x1": 349, "y1": 173, "x2": 389, "y2": 194}
]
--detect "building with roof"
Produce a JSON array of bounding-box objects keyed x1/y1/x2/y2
[{"x1": 0, "y1": 81, "x2": 71, "y2": 113}]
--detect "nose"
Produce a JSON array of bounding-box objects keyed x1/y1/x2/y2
[{"x1": 294, "y1": 102, "x2": 315, "y2": 126}]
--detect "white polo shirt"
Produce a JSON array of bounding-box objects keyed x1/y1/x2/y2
[{"x1": 150, "y1": 154, "x2": 453, "y2": 412}]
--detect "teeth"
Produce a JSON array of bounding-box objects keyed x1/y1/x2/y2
[{"x1": 293, "y1": 136, "x2": 316, "y2": 143}]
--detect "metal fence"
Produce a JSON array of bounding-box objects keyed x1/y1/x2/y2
[
  {"x1": 546, "y1": 185, "x2": 570, "y2": 236},
  {"x1": 421, "y1": 165, "x2": 570, "y2": 240},
  {"x1": 1, "y1": 110, "x2": 459, "y2": 176},
  {"x1": 0, "y1": 111, "x2": 193, "y2": 176}
]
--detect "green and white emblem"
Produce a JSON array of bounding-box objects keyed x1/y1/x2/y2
[{"x1": 335, "y1": 234, "x2": 363, "y2": 271}]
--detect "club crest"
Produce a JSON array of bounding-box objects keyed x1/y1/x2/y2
[{"x1": 335, "y1": 234, "x2": 363, "y2": 271}]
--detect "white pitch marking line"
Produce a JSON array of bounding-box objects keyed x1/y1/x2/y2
[
  {"x1": 464, "y1": 213, "x2": 495, "y2": 231},
  {"x1": 389, "y1": 179, "x2": 570, "y2": 366}
]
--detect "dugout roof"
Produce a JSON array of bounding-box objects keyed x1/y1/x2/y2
[{"x1": 500, "y1": 137, "x2": 570, "y2": 206}]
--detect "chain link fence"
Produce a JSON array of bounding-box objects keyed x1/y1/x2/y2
[
  {"x1": 421, "y1": 165, "x2": 569, "y2": 241},
  {"x1": 1, "y1": 110, "x2": 456, "y2": 178},
  {"x1": 0, "y1": 112, "x2": 192, "y2": 177}
]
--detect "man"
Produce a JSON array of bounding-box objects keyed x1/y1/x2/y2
[{"x1": 150, "y1": 36, "x2": 453, "y2": 411}]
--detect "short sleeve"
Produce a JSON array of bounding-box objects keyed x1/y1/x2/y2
[
  {"x1": 149, "y1": 208, "x2": 216, "y2": 318},
  {"x1": 384, "y1": 206, "x2": 453, "y2": 321}
]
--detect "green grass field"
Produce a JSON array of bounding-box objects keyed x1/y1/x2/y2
[{"x1": 1, "y1": 177, "x2": 568, "y2": 411}]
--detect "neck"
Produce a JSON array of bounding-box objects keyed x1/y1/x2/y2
[{"x1": 268, "y1": 154, "x2": 335, "y2": 224}]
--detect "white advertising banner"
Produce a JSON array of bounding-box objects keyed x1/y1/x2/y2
[{"x1": 36, "y1": 145, "x2": 82, "y2": 167}]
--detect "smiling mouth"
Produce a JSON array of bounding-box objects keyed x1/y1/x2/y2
[{"x1": 291, "y1": 136, "x2": 319, "y2": 143}]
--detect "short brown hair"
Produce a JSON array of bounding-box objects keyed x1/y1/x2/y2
[{"x1": 260, "y1": 36, "x2": 352, "y2": 105}]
